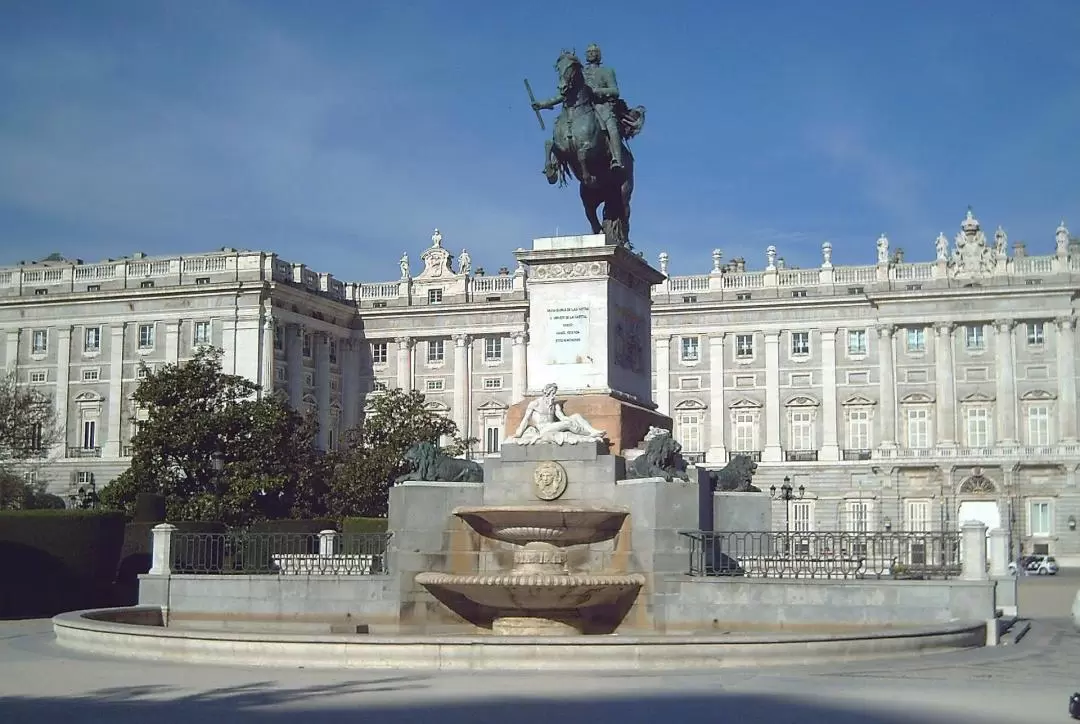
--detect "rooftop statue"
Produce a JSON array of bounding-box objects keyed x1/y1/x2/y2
[
  {"x1": 526, "y1": 44, "x2": 646, "y2": 246},
  {"x1": 504, "y1": 383, "x2": 607, "y2": 446}
]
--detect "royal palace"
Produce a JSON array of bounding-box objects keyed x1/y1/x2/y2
[{"x1": 4, "y1": 210, "x2": 1080, "y2": 562}]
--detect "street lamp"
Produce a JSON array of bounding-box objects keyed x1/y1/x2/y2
[
  {"x1": 69, "y1": 480, "x2": 99, "y2": 510},
  {"x1": 770, "y1": 476, "x2": 806, "y2": 559},
  {"x1": 210, "y1": 451, "x2": 226, "y2": 495}
]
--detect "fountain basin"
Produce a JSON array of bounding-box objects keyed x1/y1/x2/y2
[
  {"x1": 453, "y1": 505, "x2": 629, "y2": 546},
  {"x1": 414, "y1": 571, "x2": 646, "y2": 635}
]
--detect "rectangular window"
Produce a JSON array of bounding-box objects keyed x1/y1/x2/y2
[
  {"x1": 845, "y1": 500, "x2": 870, "y2": 533},
  {"x1": 30, "y1": 370, "x2": 47, "y2": 384},
  {"x1": 791, "y1": 501, "x2": 813, "y2": 533},
  {"x1": 136, "y1": 365, "x2": 151, "y2": 380},
  {"x1": 676, "y1": 412, "x2": 702, "y2": 454},
  {"x1": 847, "y1": 286, "x2": 865, "y2": 295},
  {"x1": 275, "y1": 366, "x2": 287, "y2": 382},
  {"x1": 733, "y1": 411, "x2": 756, "y2": 452},
  {"x1": 485, "y1": 337, "x2": 503, "y2": 362},
  {"x1": 137, "y1": 324, "x2": 155, "y2": 350},
  {"x1": 427, "y1": 339, "x2": 445, "y2": 364},
  {"x1": 302, "y1": 334, "x2": 312, "y2": 357},
  {"x1": 680, "y1": 336, "x2": 700, "y2": 362},
  {"x1": 1027, "y1": 406, "x2": 1050, "y2": 446},
  {"x1": 195, "y1": 277, "x2": 211, "y2": 285},
  {"x1": 82, "y1": 420, "x2": 97, "y2": 449},
  {"x1": 329, "y1": 339, "x2": 338, "y2": 365},
  {"x1": 425, "y1": 378, "x2": 444, "y2": 391},
  {"x1": 789, "y1": 411, "x2": 814, "y2": 450},
  {"x1": 484, "y1": 422, "x2": 503, "y2": 454},
  {"x1": 81, "y1": 368, "x2": 100, "y2": 382},
  {"x1": 735, "y1": 334, "x2": 754, "y2": 358},
  {"x1": 482, "y1": 376, "x2": 503, "y2": 390},
  {"x1": 965, "y1": 408, "x2": 991, "y2": 447},
  {"x1": 735, "y1": 292, "x2": 751, "y2": 301},
  {"x1": 32, "y1": 330, "x2": 48, "y2": 355},
  {"x1": 847, "y1": 409, "x2": 871, "y2": 450},
  {"x1": 140, "y1": 280, "x2": 155, "y2": 289},
  {"x1": 87, "y1": 284, "x2": 101, "y2": 292},
  {"x1": 791, "y1": 289, "x2": 807, "y2": 298},
  {"x1": 965, "y1": 325, "x2": 985, "y2": 350},
  {"x1": 791, "y1": 331, "x2": 810, "y2": 356},
  {"x1": 1027, "y1": 322, "x2": 1045, "y2": 345},
  {"x1": 371, "y1": 342, "x2": 388, "y2": 364},
  {"x1": 84, "y1": 326, "x2": 101, "y2": 353},
  {"x1": 427, "y1": 288, "x2": 443, "y2": 304},
  {"x1": 906, "y1": 408, "x2": 930, "y2": 448},
  {"x1": 847, "y1": 329, "x2": 867, "y2": 356},
  {"x1": 372, "y1": 380, "x2": 388, "y2": 392},
  {"x1": 193, "y1": 321, "x2": 211, "y2": 346},
  {"x1": 273, "y1": 325, "x2": 284, "y2": 351},
  {"x1": 33, "y1": 288, "x2": 48, "y2": 296},
  {"x1": 905, "y1": 500, "x2": 931, "y2": 533},
  {"x1": 1029, "y1": 501, "x2": 1052, "y2": 537},
  {"x1": 906, "y1": 328, "x2": 926, "y2": 353}
]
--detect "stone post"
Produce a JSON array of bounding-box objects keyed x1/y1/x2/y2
[
  {"x1": 961, "y1": 521, "x2": 988, "y2": 581},
  {"x1": 987, "y1": 527, "x2": 1009, "y2": 578},
  {"x1": 318, "y1": 529, "x2": 338, "y2": 557},
  {"x1": 149, "y1": 523, "x2": 176, "y2": 576}
]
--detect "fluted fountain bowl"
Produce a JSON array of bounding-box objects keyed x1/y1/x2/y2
[{"x1": 453, "y1": 505, "x2": 629, "y2": 547}]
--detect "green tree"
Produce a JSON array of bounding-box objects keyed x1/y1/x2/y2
[
  {"x1": 0, "y1": 370, "x2": 61, "y2": 509},
  {"x1": 99, "y1": 347, "x2": 327, "y2": 525},
  {"x1": 326, "y1": 388, "x2": 475, "y2": 518}
]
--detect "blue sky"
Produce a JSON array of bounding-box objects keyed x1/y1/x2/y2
[{"x1": 1, "y1": 1, "x2": 1077, "y2": 280}]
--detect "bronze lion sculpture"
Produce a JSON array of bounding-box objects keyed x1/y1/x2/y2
[
  {"x1": 627, "y1": 429, "x2": 689, "y2": 482},
  {"x1": 394, "y1": 441, "x2": 484, "y2": 484},
  {"x1": 709, "y1": 454, "x2": 760, "y2": 492}
]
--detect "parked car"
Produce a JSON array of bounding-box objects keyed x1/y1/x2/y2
[{"x1": 1008, "y1": 554, "x2": 1059, "y2": 575}]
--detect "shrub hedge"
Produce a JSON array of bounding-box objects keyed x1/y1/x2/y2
[
  {"x1": 341, "y1": 517, "x2": 388, "y2": 534},
  {"x1": 0, "y1": 510, "x2": 126, "y2": 618}
]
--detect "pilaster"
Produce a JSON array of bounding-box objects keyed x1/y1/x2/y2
[
  {"x1": 104, "y1": 323, "x2": 125, "y2": 458},
  {"x1": 260, "y1": 316, "x2": 274, "y2": 396},
  {"x1": 876, "y1": 325, "x2": 897, "y2": 448},
  {"x1": 453, "y1": 334, "x2": 470, "y2": 434},
  {"x1": 820, "y1": 328, "x2": 840, "y2": 460},
  {"x1": 54, "y1": 327, "x2": 72, "y2": 456},
  {"x1": 164, "y1": 321, "x2": 180, "y2": 365},
  {"x1": 315, "y1": 332, "x2": 331, "y2": 449},
  {"x1": 935, "y1": 323, "x2": 957, "y2": 446},
  {"x1": 707, "y1": 334, "x2": 727, "y2": 463},
  {"x1": 763, "y1": 331, "x2": 782, "y2": 462},
  {"x1": 396, "y1": 336, "x2": 414, "y2": 391},
  {"x1": 221, "y1": 317, "x2": 238, "y2": 375},
  {"x1": 654, "y1": 336, "x2": 671, "y2": 415},
  {"x1": 510, "y1": 331, "x2": 527, "y2": 403},
  {"x1": 993, "y1": 319, "x2": 1017, "y2": 444},
  {"x1": 5, "y1": 329, "x2": 18, "y2": 371},
  {"x1": 1056, "y1": 317, "x2": 1078, "y2": 442},
  {"x1": 286, "y1": 324, "x2": 304, "y2": 410},
  {"x1": 341, "y1": 338, "x2": 361, "y2": 430}
]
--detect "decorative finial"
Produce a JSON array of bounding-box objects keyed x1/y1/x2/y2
[
  {"x1": 658, "y1": 251, "x2": 669, "y2": 276},
  {"x1": 431, "y1": 228, "x2": 443, "y2": 248},
  {"x1": 876, "y1": 234, "x2": 889, "y2": 264},
  {"x1": 1056, "y1": 219, "x2": 1070, "y2": 254},
  {"x1": 711, "y1": 248, "x2": 723, "y2": 273},
  {"x1": 765, "y1": 245, "x2": 777, "y2": 271}
]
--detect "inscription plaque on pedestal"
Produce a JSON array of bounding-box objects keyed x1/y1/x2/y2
[{"x1": 547, "y1": 305, "x2": 591, "y2": 365}]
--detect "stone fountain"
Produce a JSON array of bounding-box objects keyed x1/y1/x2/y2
[{"x1": 415, "y1": 504, "x2": 645, "y2": 635}]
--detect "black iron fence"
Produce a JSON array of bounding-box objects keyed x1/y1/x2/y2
[
  {"x1": 169, "y1": 531, "x2": 392, "y2": 575},
  {"x1": 679, "y1": 530, "x2": 962, "y2": 580}
]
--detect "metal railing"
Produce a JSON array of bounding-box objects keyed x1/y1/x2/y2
[
  {"x1": 680, "y1": 530, "x2": 962, "y2": 580},
  {"x1": 169, "y1": 531, "x2": 392, "y2": 575}
]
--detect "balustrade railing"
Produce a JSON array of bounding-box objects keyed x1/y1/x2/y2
[
  {"x1": 679, "y1": 530, "x2": 962, "y2": 580},
  {"x1": 169, "y1": 531, "x2": 391, "y2": 575}
]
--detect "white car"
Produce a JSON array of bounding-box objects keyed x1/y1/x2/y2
[{"x1": 1008, "y1": 555, "x2": 1059, "y2": 575}]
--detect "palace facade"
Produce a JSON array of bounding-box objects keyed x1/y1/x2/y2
[{"x1": 4, "y1": 212, "x2": 1080, "y2": 562}]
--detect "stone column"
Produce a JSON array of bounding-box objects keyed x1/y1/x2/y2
[
  {"x1": 4, "y1": 329, "x2": 18, "y2": 370},
  {"x1": 1057, "y1": 317, "x2": 1078, "y2": 442},
  {"x1": 285, "y1": 324, "x2": 304, "y2": 410},
  {"x1": 763, "y1": 331, "x2": 782, "y2": 462},
  {"x1": 820, "y1": 328, "x2": 840, "y2": 460},
  {"x1": 961, "y1": 521, "x2": 989, "y2": 581},
  {"x1": 707, "y1": 334, "x2": 727, "y2": 463},
  {"x1": 104, "y1": 323, "x2": 125, "y2": 458},
  {"x1": 511, "y1": 331, "x2": 527, "y2": 403},
  {"x1": 396, "y1": 336, "x2": 414, "y2": 391},
  {"x1": 654, "y1": 336, "x2": 671, "y2": 415},
  {"x1": 876, "y1": 325, "x2": 897, "y2": 448},
  {"x1": 260, "y1": 316, "x2": 274, "y2": 396},
  {"x1": 221, "y1": 316, "x2": 237, "y2": 375},
  {"x1": 453, "y1": 334, "x2": 470, "y2": 434},
  {"x1": 54, "y1": 327, "x2": 72, "y2": 456},
  {"x1": 341, "y1": 338, "x2": 360, "y2": 430},
  {"x1": 988, "y1": 527, "x2": 1009, "y2": 578},
  {"x1": 315, "y1": 333, "x2": 331, "y2": 449},
  {"x1": 994, "y1": 319, "x2": 1018, "y2": 444},
  {"x1": 935, "y1": 323, "x2": 957, "y2": 446},
  {"x1": 164, "y1": 320, "x2": 180, "y2": 365}
]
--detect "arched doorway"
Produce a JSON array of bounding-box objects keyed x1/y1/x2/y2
[{"x1": 956, "y1": 469, "x2": 1001, "y2": 564}]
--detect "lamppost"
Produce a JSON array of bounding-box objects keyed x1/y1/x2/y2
[
  {"x1": 211, "y1": 451, "x2": 226, "y2": 494},
  {"x1": 770, "y1": 476, "x2": 806, "y2": 534}
]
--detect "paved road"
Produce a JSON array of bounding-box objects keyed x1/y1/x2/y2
[{"x1": 0, "y1": 575, "x2": 1077, "y2": 724}]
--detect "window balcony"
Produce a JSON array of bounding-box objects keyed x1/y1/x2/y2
[
  {"x1": 67, "y1": 446, "x2": 102, "y2": 458},
  {"x1": 785, "y1": 450, "x2": 819, "y2": 462},
  {"x1": 728, "y1": 450, "x2": 762, "y2": 462},
  {"x1": 842, "y1": 449, "x2": 873, "y2": 461}
]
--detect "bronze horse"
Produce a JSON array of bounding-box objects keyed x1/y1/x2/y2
[{"x1": 539, "y1": 51, "x2": 643, "y2": 246}]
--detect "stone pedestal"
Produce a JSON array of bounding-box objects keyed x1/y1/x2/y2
[
  {"x1": 504, "y1": 392, "x2": 672, "y2": 456},
  {"x1": 515, "y1": 234, "x2": 666, "y2": 407}
]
